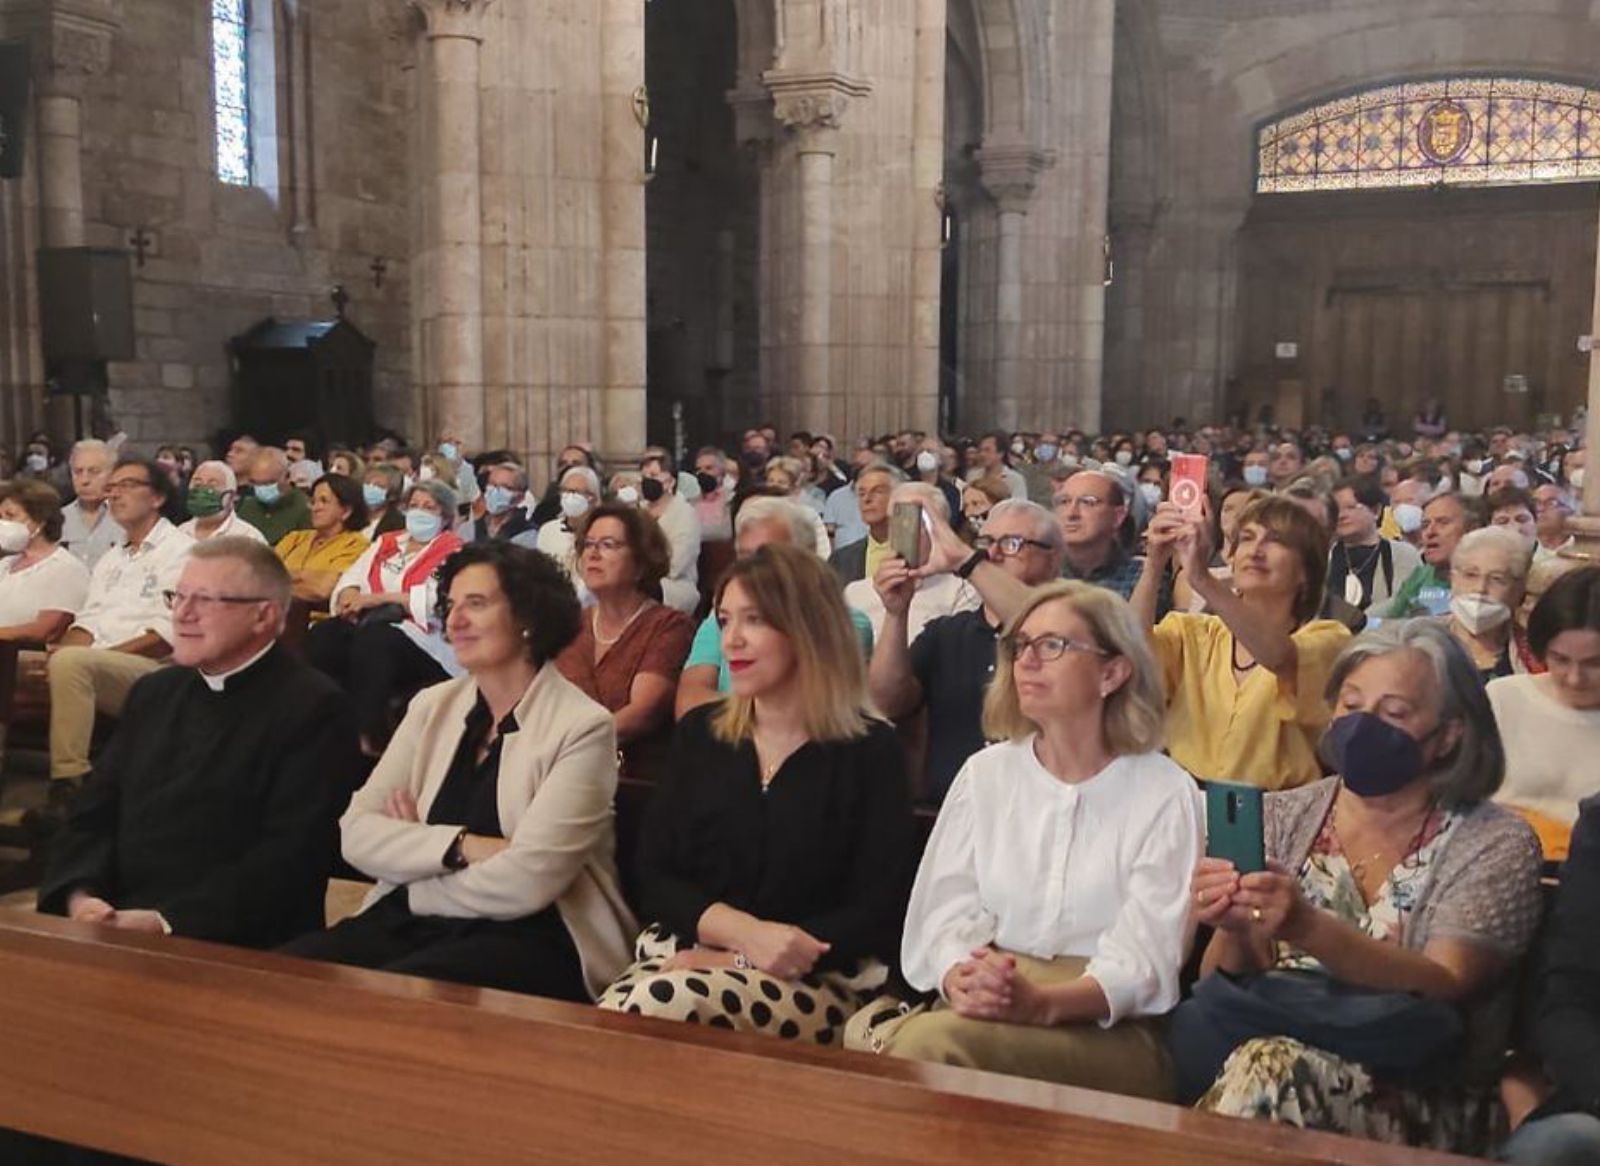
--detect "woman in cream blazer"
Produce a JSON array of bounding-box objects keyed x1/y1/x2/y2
[{"x1": 283, "y1": 542, "x2": 636, "y2": 1000}]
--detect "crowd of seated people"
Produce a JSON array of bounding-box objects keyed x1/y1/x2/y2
[{"x1": 3, "y1": 412, "x2": 1600, "y2": 1163}]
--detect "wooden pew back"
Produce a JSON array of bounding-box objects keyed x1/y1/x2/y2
[{"x1": 0, "y1": 915, "x2": 1475, "y2": 1166}]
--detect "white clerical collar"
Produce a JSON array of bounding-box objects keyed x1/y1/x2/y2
[{"x1": 200, "y1": 640, "x2": 275, "y2": 692}]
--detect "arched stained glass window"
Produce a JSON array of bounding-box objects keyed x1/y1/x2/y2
[
  {"x1": 213, "y1": 0, "x2": 252, "y2": 186},
  {"x1": 1257, "y1": 77, "x2": 1600, "y2": 194}
]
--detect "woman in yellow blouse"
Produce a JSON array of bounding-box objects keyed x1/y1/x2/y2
[
  {"x1": 1131, "y1": 494, "x2": 1350, "y2": 790},
  {"x1": 275, "y1": 473, "x2": 372, "y2": 610}
]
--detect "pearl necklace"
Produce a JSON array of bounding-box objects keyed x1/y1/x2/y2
[{"x1": 593, "y1": 599, "x2": 650, "y2": 647}]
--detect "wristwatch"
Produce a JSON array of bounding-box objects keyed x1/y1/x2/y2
[
  {"x1": 443, "y1": 827, "x2": 469, "y2": 871},
  {"x1": 955, "y1": 549, "x2": 986, "y2": 579}
]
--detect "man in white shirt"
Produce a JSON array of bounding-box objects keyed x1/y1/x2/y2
[
  {"x1": 640, "y1": 449, "x2": 702, "y2": 614},
  {"x1": 59, "y1": 439, "x2": 123, "y2": 569},
  {"x1": 34, "y1": 456, "x2": 194, "y2": 834},
  {"x1": 845, "y1": 481, "x2": 979, "y2": 645},
  {"x1": 178, "y1": 460, "x2": 269, "y2": 545}
]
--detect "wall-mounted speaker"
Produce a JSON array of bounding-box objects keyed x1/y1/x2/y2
[{"x1": 37, "y1": 247, "x2": 135, "y2": 362}]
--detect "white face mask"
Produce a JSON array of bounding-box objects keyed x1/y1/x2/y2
[
  {"x1": 1010, "y1": 441, "x2": 1026, "y2": 457},
  {"x1": 1436, "y1": 474, "x2": 1454, "y2": 493},
  {"x1": 1138, "y1": 482, "x2": 1163, "y2": 508},
  {"x1": 723, "y1": 474, "x2": 739, "y2": 495},
  {"x1": 1243, "y1": 464, "x2": 1269, "y2": 487},
  {"x1": 560, "y1": 491, "x2": 591, "y2": 520},
  {"x1": 0, "y1": 519, "x2": 31, "y2": 554},
  {"x1": 1573, "y1": 468, "x2": 1587, "y2": 491},
  {"x1": 616, "y1": 486, "x2": 640, "y2": 507},
  {"x1": 915, "y1": 451, "x2": 939, "y2": 474},
  {"x1": 1393, "y1": 503, "x2": 1424, "y2": 534},
  {"x1": 1451, "y1": 593, "x2": 1511, "y2": 635},
  {"x1": 1115, "y1": 450, "x2": 1134, "y2": 467}
]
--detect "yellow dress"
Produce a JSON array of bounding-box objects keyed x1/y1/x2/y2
[
  {"x1": 274, "y1": 530, "x2": 370, "y2": 617},
  {"x1": 1152, "y1": 612, "x2": 1351, "y2": 790}
]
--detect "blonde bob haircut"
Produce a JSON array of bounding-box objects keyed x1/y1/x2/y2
[
  {"x1": 711, "y1": 543, "x2": 871, "y2": 745},
  {"x1": 982, "y1": 580, "x2": 1166, "y2": 756}
]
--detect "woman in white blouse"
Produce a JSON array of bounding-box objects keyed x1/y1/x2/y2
[
  {"x1": 846, "y1": 580, "x2": 1202, "y2": 1099},
  {"x1": 0, "y1": 480, "x2": 91, "y2": 642}
]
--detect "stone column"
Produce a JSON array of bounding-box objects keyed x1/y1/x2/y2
[
  {"x1": 907, "y1": 0, "x2": 945, "y2": 435},
  {"x1": 765, "y1": 70, "x2": 868, "y2": 435},
  {"x1": 599, "y1": 0, "x2": 646, "y2": 458},
  {"x1": 1571, "y1": 212, "x2": 1600, "y2": 551},
  {"x1": 978, "y1": 144, "x2": 1052, "y2": 434},
  {"x1": 410, "y1": 0, "x2": 491, "y2": 451}
]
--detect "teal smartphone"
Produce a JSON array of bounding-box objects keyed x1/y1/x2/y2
[{"x1": 1205, "y1": 780, "x2": 1265, "y2": 874}]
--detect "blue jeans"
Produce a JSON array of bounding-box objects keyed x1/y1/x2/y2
[{"x1": 1500, "y1": 1113, "x2": 1600, "y2": 1166}]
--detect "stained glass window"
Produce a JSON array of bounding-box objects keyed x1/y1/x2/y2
[
  {"x1": 213, "y1": 0, "x2": 251, "y2": 186},
  {"x1": 1257, "y1": 78, "x2": 1600, "y2": 194}
]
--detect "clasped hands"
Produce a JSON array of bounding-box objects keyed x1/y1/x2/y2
[
  {"x1": 942, "y1": 948, "x2": 1054, "y2": 1027},
  {"x1": 1191, "y1": 856, "x2": 1308, "y2": 941},
  {"x1": 380, "y1": 790, "x2": 508, "y2": 864}
]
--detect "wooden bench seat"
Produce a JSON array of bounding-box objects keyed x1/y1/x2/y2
[{"x1": 0, "y1": 914, "x2": 1475, "y2": 1166}]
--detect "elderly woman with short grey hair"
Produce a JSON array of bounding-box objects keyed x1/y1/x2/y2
[
  {"x1": 1174, "y1": 619, "x2": 1543, "y2": 1156},
  {"x1": 1445, "y1": 525, "x2": 1536, "y2": 682}
]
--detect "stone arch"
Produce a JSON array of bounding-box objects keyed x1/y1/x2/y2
[{"x1": 969, "y1": 0, "x2": 1048, "y2": 153}]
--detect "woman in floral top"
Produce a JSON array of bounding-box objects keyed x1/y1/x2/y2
[{"x1": 1174, "y1": 620, "x2": 1543, "y2": 1156}]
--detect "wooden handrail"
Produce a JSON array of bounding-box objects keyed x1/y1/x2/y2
[{"x1": 0, "y1": 915, "x2": 1476, "y2": 1166}]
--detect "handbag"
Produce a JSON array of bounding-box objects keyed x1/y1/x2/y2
[{"x1": 1170, "y1": 968, "x2": 1464, "y2": 1104}]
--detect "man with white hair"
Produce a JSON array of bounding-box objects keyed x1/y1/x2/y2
[
  {"x1": 535, "y1": 463, "x2": 602, "y2": 602},
  {"x1": 870, "y1": 498, "x2": 1065, "y2": 802},
  {"x1": 178, "y1": 460, "x2": 268, "y2": 544},
  {"x1": 844, "y1": 481, "x2": 979, "y2": 644},
  {"x1": 60, "y1": 439, "x2": 123, "y2": 569},
  {"x1": 468, "y1": 462, "x2": 539, "y2": 547},
  {"x1": 674, "y1": 496, "x2": 875, "y2": 719}
]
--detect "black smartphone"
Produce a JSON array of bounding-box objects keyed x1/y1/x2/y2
[
  {"x1": 1205, "y1": 780, "x2": 1266, "y2": 874},
  {"x1": 890, "y1": 502, "x2": 925, "y2": 569}
]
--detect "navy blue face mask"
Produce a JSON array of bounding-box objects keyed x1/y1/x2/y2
[{"x1": 1319, "y1": 711, "x2": 1437, "y2": 798}]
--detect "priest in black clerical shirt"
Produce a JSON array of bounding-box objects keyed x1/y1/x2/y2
[{"x1": 37, "y1": 537, "x2": 361, "y2": 950}]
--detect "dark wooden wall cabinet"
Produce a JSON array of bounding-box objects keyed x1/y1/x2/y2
[{"x1": 230, "y1": 318, "x2": 377, "y2": 451}]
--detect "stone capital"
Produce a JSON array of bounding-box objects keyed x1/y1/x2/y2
[
  {"x1": 763, "y1": 70, "x2": 870, "y2": 150},
  {"x1": 408, "y1": 0, "x2": 494, "y2": 41},
  {"x1": 9, "y1": 0, "x2": 123, "y2": 97},
  {"x1": 976, "y1": 144, "x2": 1057, "y2": 215},
  {"x1": 725, "y1": 80, "x2": 775, "y2": 150}
]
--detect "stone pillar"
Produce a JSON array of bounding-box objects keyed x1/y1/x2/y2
[
  {"x1": 1571, "y1": 209, "x2": 1600, "y2": 551},
  {"x1": 978, "y1": 145, "x2": 1052, "y2": 435},
  {"x1": 765, "y1": 70, "x2": 868, "y2": 435},
  {"x1": 410, "y1": 0, "x2": 491, "y2": 451},
  {"x1": 599, "y1": 0, "x2": 646, "y2": 458},
  {"x1": 907, "y1": 0, "x2": 945, "y2": 436}
]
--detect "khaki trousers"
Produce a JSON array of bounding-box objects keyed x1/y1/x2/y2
[
  {"x1": 43, "y1": 647, "x2": 164, "y2": 779},
  {"x1": 848, "y1": 954, "x2": 1175, "y2": 1101}
]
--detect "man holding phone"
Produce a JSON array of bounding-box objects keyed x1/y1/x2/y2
[{"x1": 843, "y1": 483, "x2": 979, "y2": 646}]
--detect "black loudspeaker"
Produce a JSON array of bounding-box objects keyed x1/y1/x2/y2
[
  {"x1": 0, "y1": 40, "x2": 27, "y2": 180},
  {"x1": 37, "y1": 247, "x2": 135, "y2": 362}
]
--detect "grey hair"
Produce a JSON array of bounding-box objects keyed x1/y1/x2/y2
[
  {"x1": 891, "y1": 480, "x2": 950, "y2": 522},
  {"x1": 558, "y1": 464, "x2": 603, "y2": 498},
  {"x1": 187, "y1": 537, "x2": 293, "y2": 626},
  {"x1": 191, "y1": 460, "x2": 237, "y2": 492},
  {"x1": 987, "y1": 498, "x2": 1064, "y2": 550},
  {"x1": 406, "y1": 477, "x2": 459, "y2": 517},
  {"x1": 250, "y1": 446, "x2": 290, "y2": 479},
  {"x1": 1452, "y1": 525, "x2": 1533, "y2": 582},
  {"x1": 855, "y1": 461, "x2": 905, "y2": 489},
  {"x1": 1322, "y1": 620, "x2": 1504, "y2": 808},
  {"x1": 69, "y1": 439, "x2": 112, "y2": 466},
  {"x1": 489, "y1": 462, "x2": 530, "y2": 494},
  {"x1": 735, "y1": 496, "x2": 818, "y2": 554}
]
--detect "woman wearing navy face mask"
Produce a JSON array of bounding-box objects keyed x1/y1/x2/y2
[
  {"x1": 308, "y1": 479, "x2": 466, "y2": 754},
  {"x1": 1171, "y1": 621, "x2": 1543, "y2": 1156}
]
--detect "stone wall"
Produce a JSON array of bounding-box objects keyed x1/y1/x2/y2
[{"x1": 1106, "y1": 0, "x2": 1600, "y2": 430}]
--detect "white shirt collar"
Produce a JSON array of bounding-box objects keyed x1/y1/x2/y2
[
  {"x1": 199, "y1": 640, "x2": 276, "y2": 692},
  {"x1": 118, "y1": 516, "x2": 175, "y2": 553}
]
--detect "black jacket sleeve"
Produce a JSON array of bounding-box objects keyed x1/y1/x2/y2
[
  {"x1": 1536, "y1": 795, "x2": 1600, "y2": 1115},
  {"x1": 35, "y1": 681, "x2": 145, "y2": 916},
  {"x1": 157, "y1": 689, "x2": 361, "y2": 945},
  {"x1": 636, "y1": 712, "x2": 718, "y2": 940},
  {"x1": 798, "y1": 723, "x2": 916, "y2": 969}
]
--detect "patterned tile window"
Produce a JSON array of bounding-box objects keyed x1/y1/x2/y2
[
  {"x1": 1257, "y1": 78, "x2": 1600, "y2": 194},
  {"x1": 213, "y1": 0, "x2": 251, "y2": 186}
]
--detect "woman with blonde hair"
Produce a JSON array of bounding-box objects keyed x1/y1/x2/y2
[
  {"x1": 599, "y1": 543, "x2": 915, "y2": 1044},
  {"x1": 845, "y1": 581, "x2": 1202, "y2": 1097}
]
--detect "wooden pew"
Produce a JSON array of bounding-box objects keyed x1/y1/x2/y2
[{"x1": 0, "y1": 914, "x2": 1475, "y2": 1166}]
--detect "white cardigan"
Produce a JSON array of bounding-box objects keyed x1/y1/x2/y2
[{"x1": 341, "y1": 665, "x2": 638, "y2": 998}]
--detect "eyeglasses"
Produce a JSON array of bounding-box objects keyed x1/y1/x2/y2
[
  {"x1": 106, "y1": 476, "x2": 152, "y2": 493},
  {"x1": 1003, "y1": 633, "x2": 1108, "y2": 663},
  {"x1": 1054, "y1": 495, "x2": 1108, "y2": 511},
  {"x1": 163, "y1": 589, "x2": 271, "y2": 612},
  {"x1": 578, "y1": 537, "x2": 628, "y2": 555},
  {"x1": 974, "y1": 534, "x2": 1054, "y2": 557}
]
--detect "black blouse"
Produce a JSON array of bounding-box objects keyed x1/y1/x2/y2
[
  {"x1": 637, "y1": 706, "x2": 915, "y2": 971},
  {"x1": 427, "y1": 696, "x2": 517, "y2": 838}
]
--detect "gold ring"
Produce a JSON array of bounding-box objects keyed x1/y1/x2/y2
[{"x1": 1251, "y1": 906, "x2": 1263, "y2": 923}]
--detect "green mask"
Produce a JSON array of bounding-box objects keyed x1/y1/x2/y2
[{"x1": 186, "y1": 485, "x2": 226, "y2": 519}]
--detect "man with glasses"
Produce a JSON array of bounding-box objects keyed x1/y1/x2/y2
[
  {"x1": 1051, "y1": 469, "x2": 1143, "y2": 600},
  {"x1": 869, "y1": 499, "x2": 1064, "y2": 802},
  {"x1": 30, "y1": 456, "x2": 195, "y2": 837},
  {"x1": 1534, "y1": 483, "x2": 1577, "y2": 562},
  {"x1": 35, "y1": 538, "x2": 358, "y2": 949}
]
